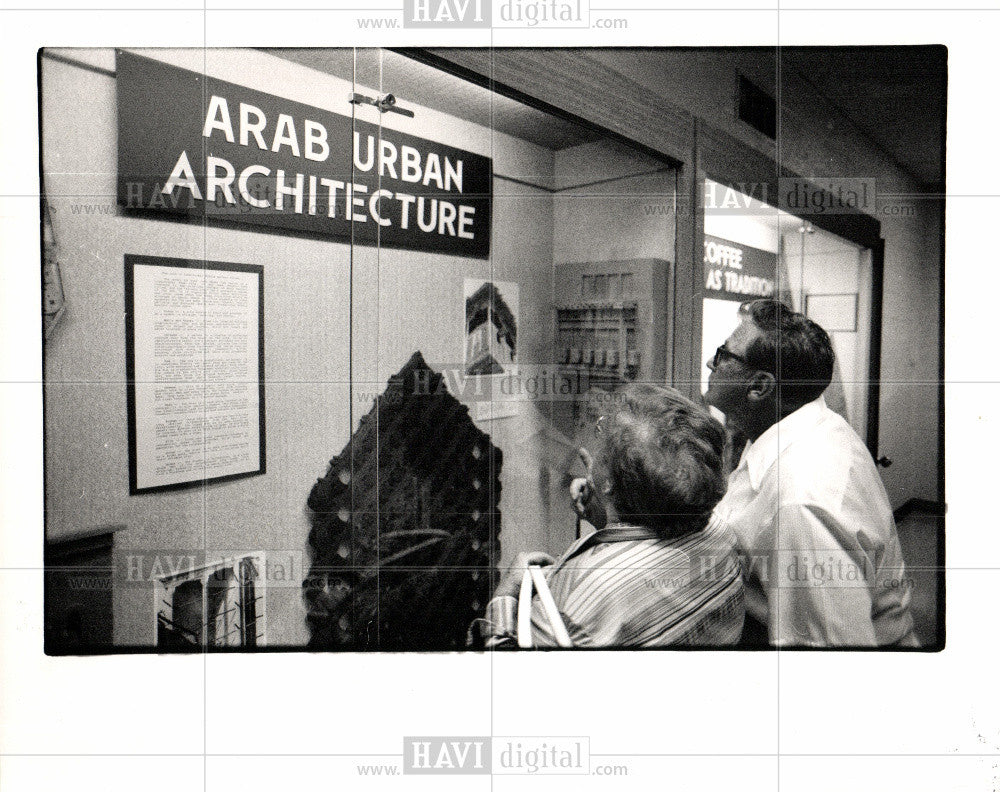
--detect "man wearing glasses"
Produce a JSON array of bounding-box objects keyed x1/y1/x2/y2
[{"x1": 703, "y1": 299, "x2": 917, "y2": 647}]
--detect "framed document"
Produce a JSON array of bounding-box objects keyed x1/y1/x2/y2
[
  {"x1": 805, "y1": 292, "x2": 859, "y2": 333},
  {"x1": 125, "y1": 254, "x2": 265, "y2": 494}
]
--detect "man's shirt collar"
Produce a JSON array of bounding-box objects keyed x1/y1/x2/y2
[{"x1": 737, "y1": 395, "x2": 828, "y2": 490}]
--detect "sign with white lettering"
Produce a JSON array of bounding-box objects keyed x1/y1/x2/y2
[
  {"x1": 703, "y1": 234, "x2": 776, "y2": 301},
  {"x1": 116, "y1": 51, "x2": 492, "y2": 258}
]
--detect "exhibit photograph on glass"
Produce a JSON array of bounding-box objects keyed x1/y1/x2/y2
[{"x1": 40, "y1": 45, "x2": 945, "y2": 653}]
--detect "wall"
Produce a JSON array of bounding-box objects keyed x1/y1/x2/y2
[
  {"x1": 553, "y1": 139, "x2": 675, "y2": 384},
  {"x1": 586, "y1": 49, "x2": 943, "y2": 508},
  {"x1": 43, "y1": 49, "x2": 363, "y2": 646},
  {"x1": 41, "y1": 47, "x2": 559, "y2": 645}
]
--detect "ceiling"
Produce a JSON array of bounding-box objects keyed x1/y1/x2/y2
[
  {"x1": 266, "y1": 48, "x2": 604, "y2": 152},
  {"x1": 781, "y1": 46, "x2": 946, "y2": 190},
  {"x1": 266, "y1": 47, "x2": 946, "y2": 189}
]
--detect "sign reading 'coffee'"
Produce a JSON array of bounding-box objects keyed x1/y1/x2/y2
[{"x1": 703, "y1": 234, "x2": 776, "y2": 301}]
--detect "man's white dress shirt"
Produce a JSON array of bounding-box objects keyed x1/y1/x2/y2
[{"x1": 714, "y1": 396, "x2": 918, "y2": 646}]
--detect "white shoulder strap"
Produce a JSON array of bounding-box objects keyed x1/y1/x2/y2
[{"x1": 517, "y1": 565, "x2": 573, "y2": 648}]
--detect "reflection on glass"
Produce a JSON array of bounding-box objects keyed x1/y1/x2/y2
[{"x1": 269, "y1": 48, "x2": 677, "y2": 647}]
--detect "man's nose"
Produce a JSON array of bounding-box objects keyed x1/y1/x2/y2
[{"x1": 706, "y1": 357, "x2": 716, "y2": 372}]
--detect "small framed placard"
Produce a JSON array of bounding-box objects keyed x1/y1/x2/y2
[
  {"x1": 125, "y1": 254, "x2": 265, "y2": 494},
  {"x1": 805, "y1": 292, "x2": 859, "y2": 333}
]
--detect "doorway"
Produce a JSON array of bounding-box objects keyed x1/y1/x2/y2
[{"x1": 700, "y1": 179, "x2": 879, "y2": 449}]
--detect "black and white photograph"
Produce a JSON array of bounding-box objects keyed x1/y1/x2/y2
[
  {"x1": 464, "y1": 278, "x2": 518, "y2": 376},
  {"x1": 2, "y1": 5, "x2": 995, "y2": 790},
  {"x1": 37, "y1": 44, "x2": 945, "y2": 653}
]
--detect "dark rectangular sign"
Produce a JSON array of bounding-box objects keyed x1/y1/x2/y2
[
  {"x1": 703, "y1": 234, "x2": 777, "y2": 301},
  {"x1": 116, "y1": 51, "x2": 492, "y2": 258}
]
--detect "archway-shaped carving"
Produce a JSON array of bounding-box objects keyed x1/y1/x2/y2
[{"x1": 303, "y1": 352, "x2": 502, "y2": 650}]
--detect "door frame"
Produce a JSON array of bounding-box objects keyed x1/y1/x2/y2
[{"x1": 866, "y1": 237, "x2": 886, "y2": 459}]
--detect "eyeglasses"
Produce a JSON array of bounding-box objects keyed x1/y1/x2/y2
[
  {"x1": 711, "y1": 344, "x2": 752, "y2": 369},
  {"x1": 710, "y1": 345, "x2": 775, "y2": 374}
]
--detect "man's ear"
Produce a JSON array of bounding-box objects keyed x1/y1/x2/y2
[{"x1": 746, "y1": 371, "x2": 776, "y2": 402}]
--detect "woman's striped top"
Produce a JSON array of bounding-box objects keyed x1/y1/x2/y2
[{"x1": 486, "y1": 516, "x2": 745, "y2": 648}]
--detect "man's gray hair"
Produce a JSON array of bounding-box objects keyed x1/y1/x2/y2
[{"x1": 739, "y1": 298, "x2": 835, "y2": 406}]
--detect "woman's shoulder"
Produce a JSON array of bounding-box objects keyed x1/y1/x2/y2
[{"x1": 678, "y1": 513, "x2": 739, "y2": 552}]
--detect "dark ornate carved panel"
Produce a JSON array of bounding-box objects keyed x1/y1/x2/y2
[{"x1": 304, "y1": 352, "x2": 502, "y2": 650}]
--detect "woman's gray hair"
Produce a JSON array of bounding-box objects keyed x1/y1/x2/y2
[{"x1": 602, "y1": 383, "x2": 727, "y2": 535}]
